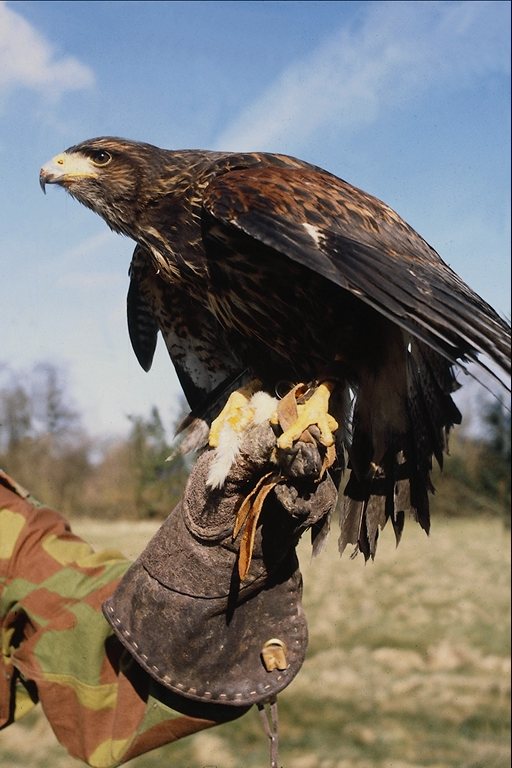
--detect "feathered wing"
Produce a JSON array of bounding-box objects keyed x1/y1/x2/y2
[
  {"x1": 127, "y1": 251, "x2": 159, "y2": 373},
  {"x1": 128, "y1": 245, "x2": 245, "y2": 425},
  {"x1": 203, "y1": 165, "x2": 511, "y2": 556},
  {"x1": 204, "y1": 165, "x2": 510, "y2": 382}
]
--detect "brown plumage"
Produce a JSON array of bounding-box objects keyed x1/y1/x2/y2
[{"x1": 40, "y1": 137, "x2": 511, "y2": 558}]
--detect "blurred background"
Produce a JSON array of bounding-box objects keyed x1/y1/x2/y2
[{"x1": 0, "y1": 2, "x2": 510, "y2": 766}]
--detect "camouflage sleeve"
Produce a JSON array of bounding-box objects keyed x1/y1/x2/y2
[{"x1": 0, "y1": 469, "x2": 243, "y2": 768}]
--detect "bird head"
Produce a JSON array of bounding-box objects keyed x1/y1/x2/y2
[{"x1": 39, "y1": 136, "x2": 166, "y2": 236}]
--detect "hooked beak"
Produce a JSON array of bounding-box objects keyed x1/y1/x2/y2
[
  {"x1": 39, "y1": 168, "x2": 50, "y2": 194},
  {"x1": 39, "y1": 152, "x2": 97, "y2": 193}
]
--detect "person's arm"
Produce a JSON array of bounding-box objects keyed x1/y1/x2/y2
[
  {"x1": 0, "y1": 470, "x2": 236, "y2": 767},
  {"x1": 0, "y1": 416, "x2": 334, "y2": 767}
]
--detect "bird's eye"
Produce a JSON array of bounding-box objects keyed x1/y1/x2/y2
[{"x1": 90, "y1": 150, "x2": 112, "y2": 166}]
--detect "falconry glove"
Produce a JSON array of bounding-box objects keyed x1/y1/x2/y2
[{"x1": 103, "y1": 419, "x2": 337, "y2": 765}]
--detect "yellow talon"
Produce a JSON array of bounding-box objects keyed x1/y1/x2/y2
[{"x1": 277, "y1": 382, "x2": 339, "y2": 450}]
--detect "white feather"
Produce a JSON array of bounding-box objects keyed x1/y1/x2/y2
[
  {"x1": 207, "y1": 422, "x2": 243, "y2": 488},
  {"x1": 206, "y1": 391, "x2": 278, "y2": 488},
  {"x1": 250, "y1": 391, "x2": 278, "y2": 424}
]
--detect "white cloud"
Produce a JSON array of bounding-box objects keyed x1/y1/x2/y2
[
  {"x1": 0, "y1": 1, "x2": 94, "y2": 99},
  {"x1": 214, "y1": 0, "x2": 510, "y2": 152}
]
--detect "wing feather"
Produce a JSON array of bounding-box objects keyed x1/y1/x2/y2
[
  {"x1": 128, "y1": 245, "x2": 244, "y2": 416},
  {"x1": 127, "y1": 258, "x2": 159, "y2": 372},
  {"x1": 203, "y1": 166, "x2": 510, "y2": 385}
]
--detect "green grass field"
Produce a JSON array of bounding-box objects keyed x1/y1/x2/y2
[{"x1": 1, "y1": 515, "x2": 510, "y2": 768}]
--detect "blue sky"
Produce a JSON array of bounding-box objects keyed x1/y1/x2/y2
[{"x1": 0, "y1": 0, "x2": 510, "y2": 438}]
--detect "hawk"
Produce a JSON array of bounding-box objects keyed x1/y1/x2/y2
[{"x1": 40, "y1": 137, "x2": 511, "y2": 557}]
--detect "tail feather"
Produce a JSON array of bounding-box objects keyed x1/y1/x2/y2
[{"x1": 339, "y1": 335, "x2": 460, "y2": 560}]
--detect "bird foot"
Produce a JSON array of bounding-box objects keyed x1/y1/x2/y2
[
  {"x1": 207, "y1": 381, "x2": 277, "y2": 488},
  {"x1": 277, "y1": 381, "x2": 338, "y2": 450},
  {"x1": 232, "y1": 382, "x2": 340, "y2": 579},
  {"x1": 209, "y1": 383, "x2": 260, "y2": 449}
]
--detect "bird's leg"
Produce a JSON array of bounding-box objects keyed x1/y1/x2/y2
[
  {"x1": 207, "y1": 381, "x2": 277, "y2": 489},
  {"x1": 277, "y1": 381, "x2": 338, "y2": 450},
  {"x1": 209, "y1": 380, "x2": 264, "y2": 448}
]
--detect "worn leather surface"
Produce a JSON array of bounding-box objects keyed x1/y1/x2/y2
[{"x1": 103, "y1": 422, "x2": 336, "y2": 707}]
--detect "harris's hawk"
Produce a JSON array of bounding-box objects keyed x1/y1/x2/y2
[{"x1": 40, "y1": 137, "x2": 511, "y2": 557}]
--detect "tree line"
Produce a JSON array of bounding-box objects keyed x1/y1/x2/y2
[
  {"x1": 0, "y1": 362, "x2": 188, "y2": 519},
  {"x1": 0, "y1": 361, "x2": 509, "y2": 522}
]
